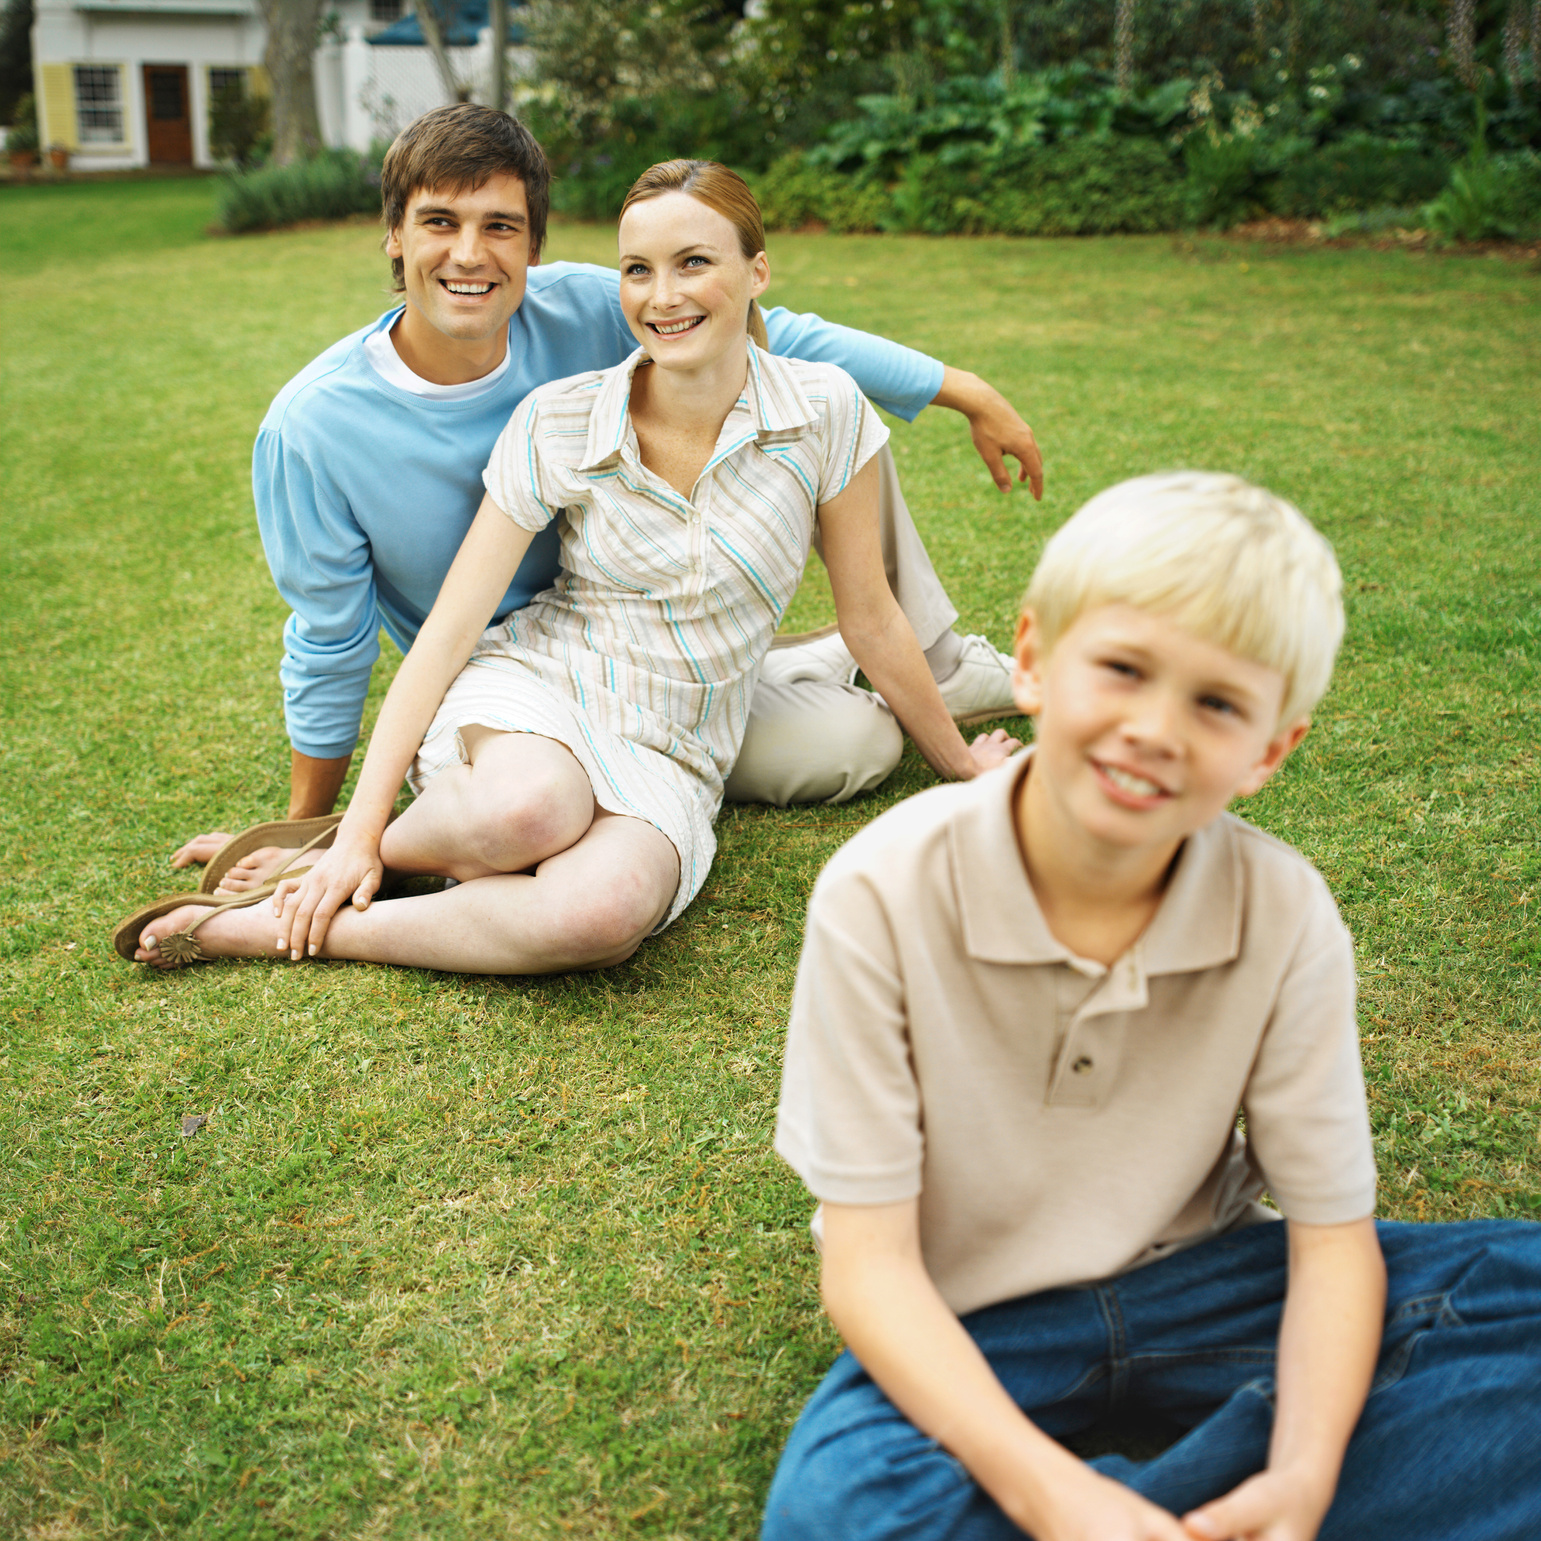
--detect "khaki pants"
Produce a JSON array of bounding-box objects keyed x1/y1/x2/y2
[{"x1": 724, "y1": 444, "x2": 958, "y2": 807}]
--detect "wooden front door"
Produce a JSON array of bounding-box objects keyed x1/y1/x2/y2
[{"x1": 143, "y1": 65, "x2": 192, "y2": 164}]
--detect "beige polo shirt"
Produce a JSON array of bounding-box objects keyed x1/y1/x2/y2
[{"x1": 775, "y1": 752, "x2": 1378, "y2": 1317}]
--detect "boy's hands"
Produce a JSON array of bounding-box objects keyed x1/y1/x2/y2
[
  {"x1": 1009, "y1": 1454, "x2": 1191, "y2": 1541},
  {"x1": 270, "y1": 831, "x2": 383, "y2": 959},
  {"x1": 1182, "y1": 1467, "x2": 1334, "y2": 1541}
]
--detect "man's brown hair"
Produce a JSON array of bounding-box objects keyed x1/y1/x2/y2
[{"x1": 381, "y1": 103, "x2": 550, "y2": 289}]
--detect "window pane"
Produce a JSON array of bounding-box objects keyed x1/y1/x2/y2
[
  {"x1": 371, "y1": 0, "x2": 403, "y2": 21},
  {"x1": 74, "y1": 65, "x2": 123, "y2": 144},
  {"x1": 209, "y1": 68, "x2": 246, "y2": 99}
]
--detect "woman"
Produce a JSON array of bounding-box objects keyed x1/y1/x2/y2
[{"x1": 123, "y1": 161, "x2": 1016, "y2": 975}]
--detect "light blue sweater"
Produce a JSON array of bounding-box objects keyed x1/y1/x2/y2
[{"x1": 254, "y1": 260, "x2": 945, "y2": 759}]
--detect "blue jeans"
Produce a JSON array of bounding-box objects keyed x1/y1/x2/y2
[{"x1": 762, "y1": 1220, "x2": 1541, "y2": 1541}]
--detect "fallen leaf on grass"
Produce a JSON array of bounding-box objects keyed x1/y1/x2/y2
[{"x1": 180, "y1": 1112, "x2": 209, "y2": 1138}]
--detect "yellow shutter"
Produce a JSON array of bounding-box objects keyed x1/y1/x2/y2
[
  {"x1": 38, "y1": 62, "x2": 79, "y2": 151},
  {"x1": 248, "y1": 66, "x2": 271, "y2": 98}
]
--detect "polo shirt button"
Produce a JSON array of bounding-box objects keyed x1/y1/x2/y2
[{"x1": 1072, "y1": 1056, "x2": 1094, "y2": 1074}]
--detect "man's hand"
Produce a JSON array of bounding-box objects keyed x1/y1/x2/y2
[
  {"x1": 1183, "y1": 1467, "x2": 1335, "y2": 1541},
  {"x1": 930, "y1": 366, "x2": 1044, "y2": 499},
  {"x1": 170, "y1": 832, "x2": 235, "y2": 870},
  {"x1": 967, "y1": 727, "x2": 1021, "y2": 775}
]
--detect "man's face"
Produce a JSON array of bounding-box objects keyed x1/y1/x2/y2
[
  {"x1": 384, "y1": 173, "x2": 536, "y2": 349},
  {"x1": 1013, "y1": 604, "x2": 1308, "y2": 859}
]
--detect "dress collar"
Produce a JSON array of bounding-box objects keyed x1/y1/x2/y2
[{"x1": 578, "y1": 340, "x2": 819, "y2": 473}]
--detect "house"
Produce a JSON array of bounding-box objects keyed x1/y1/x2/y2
[{"x1": 28, "y1": 0, "x2": 524, "y2": 172}]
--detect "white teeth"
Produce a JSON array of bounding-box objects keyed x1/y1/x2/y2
[
  {"x1": 445, "y1": 282, "x2": 492, "y2": 294},
  {"x1": 1103, "y1": 764, "x2": 1163, "y2": 797},
  {"x1": 652, "y1": 317, "x2": 702, "y2": 335}
]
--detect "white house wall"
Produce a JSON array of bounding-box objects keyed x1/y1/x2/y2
[{"x1": 33, "y1": 0, "x2": 530, "y2": 169}]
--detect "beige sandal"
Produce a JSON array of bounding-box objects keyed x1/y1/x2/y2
[
  {"x1": 113, "y1": 883, "x2": 281, "y2": 965},
  {"x1": 118, "y1": 822, "x2": 352, "y2": 967},
  {"x1": 198, "y1": 814, "x2": 345, "y2": 894}
]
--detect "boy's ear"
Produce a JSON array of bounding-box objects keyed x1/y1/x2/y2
[
  {"x1": 385, "y1": 226, "x2": 403, "y2": 260},
  {"x1": 1235, "y1": 718, "x2": 1311, "y2": 798},
  {"x1": 1012, "y1": 610, "x2": 1045, "y2": 717}
]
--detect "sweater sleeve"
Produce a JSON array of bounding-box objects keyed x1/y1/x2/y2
[
  {"x1": 253, "y1": 424, "x2": 382, "y2": 760},
  {"x1": 761, "y1": 304, "x2": 944, "y2": 423}
]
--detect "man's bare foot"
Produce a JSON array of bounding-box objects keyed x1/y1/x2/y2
[
  {"x1": 215, "y1": 846, "x2": 302, "y2": 894},
  {"x1": 135, "y1": 901, "x2": 298, "y2": 970},
  {"x1": 170, "y1": 831, "x2": 234, "y2": 869}
]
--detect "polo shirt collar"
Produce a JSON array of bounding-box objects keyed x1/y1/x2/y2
[
  {"x1": 952, "y1": 750, "x2": 1243, "y2": 976},
  {"x1": 578, "y1": 341, "x2": 818, "y2": 473}
]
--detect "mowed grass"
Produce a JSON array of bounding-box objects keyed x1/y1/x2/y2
[{"x1": 2, "y1": 176, "x2": 1538, "y2": 1538}]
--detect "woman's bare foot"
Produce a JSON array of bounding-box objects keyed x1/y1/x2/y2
[
  {"x1": 135, "y1": 900, "x2": 297, "y2": 970},
  {"x1": 215, "y1": 846, "x2": 302, "y2": 893}
]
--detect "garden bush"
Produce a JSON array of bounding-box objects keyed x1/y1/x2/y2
[
  {"x1": 1271, "y1": 134, "x2": 1449, "y2": 218},
  {"x1": 894, "y1": 136, "x2": 1186, "y2": 236},
  {"x1": 749, "y1": 154, "x2": 890, "y2": 233},
  {"x1": 1422, "y1": 149, "x2": 1541, "y2": 242},
  {"x1": 216, "y1": 148, "x2": 381, "y2": 233}
]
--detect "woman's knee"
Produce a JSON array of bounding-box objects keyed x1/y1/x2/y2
[
  {"x1": 534, "y1": 862, "x2": 673, "y2": 970},
  {"x1": 460, "y1": 767, "x2": 591, "y2": 871}
]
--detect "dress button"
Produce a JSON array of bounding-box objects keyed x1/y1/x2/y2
[{"x1": 1071, "y1": 1056, "x2": 1094, "y2": 1074}]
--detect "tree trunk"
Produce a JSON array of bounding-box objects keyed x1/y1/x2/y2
[
  {"x1": 1114, "y1": 0, "x2": 1136, "y2": 92},
  {"x1": 258, "y1": 0, "x2": 323, "y2": 165},
  {"x1": 999, "y1": 0, "x2": 1015, "y2": 88},
  {"x1": 414, "y1": 0, "x2": 466, "y2": 103},
  {"x1": 1447, "y1": 0, "x2": 1479, "y2": 92},
  {"x1": 489, "y1": 0, "x2": 507, "y2": 112},
  {"x1": 1502, "y1": 0, "x2": 1526, "y2": 90}
]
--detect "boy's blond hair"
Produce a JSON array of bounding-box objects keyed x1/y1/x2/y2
[{"x1": 1024, "y1": 472, "x2": 1344, "y2": 726}]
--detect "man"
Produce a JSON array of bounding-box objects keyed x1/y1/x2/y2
[{"x1": 174, "y1": 104, "x2": 1045, "y2": 888}]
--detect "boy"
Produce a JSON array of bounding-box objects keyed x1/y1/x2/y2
[{"x1": 765, "y1": 472, "x2": 1540, "y2": 1540}]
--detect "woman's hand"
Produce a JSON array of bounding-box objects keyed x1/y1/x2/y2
[
  {"x1": 968, "y1": 728, "x2": 1021, "y2": 775},
  {"x1": 270, "y1": 833, "x2": 384, "y2": 960}
]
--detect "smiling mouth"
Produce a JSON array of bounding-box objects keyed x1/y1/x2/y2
[
  {"x1": 648, "y1": 316, "x2": 704, "y2": 336},
  {"x1": 441, "y1": 280, "x2": 495, "y2": 296},
  {"x1": 1097, "y1": 762, "x2": 1167, "y2": 799}
]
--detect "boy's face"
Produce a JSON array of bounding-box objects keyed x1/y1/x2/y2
[
  {"x1": 384, "y1": 173, "x2": 537, "y2": 351},
  {"x1": 1013, "y1": 604, "x2": 1309, "y2": 856}
]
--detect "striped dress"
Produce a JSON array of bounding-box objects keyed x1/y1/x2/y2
[{"x1": 408, "y1": 342, "x2": 890, "y2": 928}]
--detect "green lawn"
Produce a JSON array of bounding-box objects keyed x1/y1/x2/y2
[{"x1": 2, "y1": 176, "x2": 1538, "y2": 1539}]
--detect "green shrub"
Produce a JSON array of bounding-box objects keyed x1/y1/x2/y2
[
  {"x1": 749, "y1": 154, "x2": 890, "y2": 232},
  {"x1": 1272, "y1": 134, "x2": 1448, "y2": 218},
  {"x1": 209, "y1": 80, "x2": 270, "y2": 171},
  {"x1": 6, "y1": 89, "x2": 37, "y2": 154},
  {"x1": 1421, "y1": 150, "x2": 1541, "y2": 242},
  {"x1": 217, "y1": 149, "x2": 380, "y2": 234},
  {"x1": 983, "y1": 137, "x2": 1186, "y2": 236},
  {"x1": 1182, "y1": 129, "x2": 1305, "y2": 228}
]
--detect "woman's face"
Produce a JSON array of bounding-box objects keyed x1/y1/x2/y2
[{"x1": 617, "y1": 191, "x2": 769, "y2": 372}]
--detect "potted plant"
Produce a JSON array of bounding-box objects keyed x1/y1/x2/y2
[
  {"x1": 47, "y1": 142, "x2": 69, "y2": 172},
  {"x1": 7, "y1": 94, "x2": 40, "y2": 173}
]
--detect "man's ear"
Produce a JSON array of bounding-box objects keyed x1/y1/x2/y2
[
  {"x1": 385, "y1": 226, "x2": 403, "y2": 260},
  {"x1": 1235, "y1": 718, "x2": 1311, "y2": 798},
  {"x1": 1012, "y1": 609, "x2": 1045, "y2": 717}
]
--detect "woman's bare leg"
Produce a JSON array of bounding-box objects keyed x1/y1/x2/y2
[
  {"x1": 381, "y1": 727, "x2": 598, "y2": 882},
  {"x1": 136, "y1": 811, "x2": 680, "y2": 975}
]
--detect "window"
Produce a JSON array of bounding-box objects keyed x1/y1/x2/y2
[
  {"x1": 370, "y1": 0, "x2": 403, "y2": 20},
  {"x1": 74, "y1": 65, "x2": 124, "y2": 144},
  {"x1": 208, "y1": 67, "x2": 246, "y2": 101}
]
